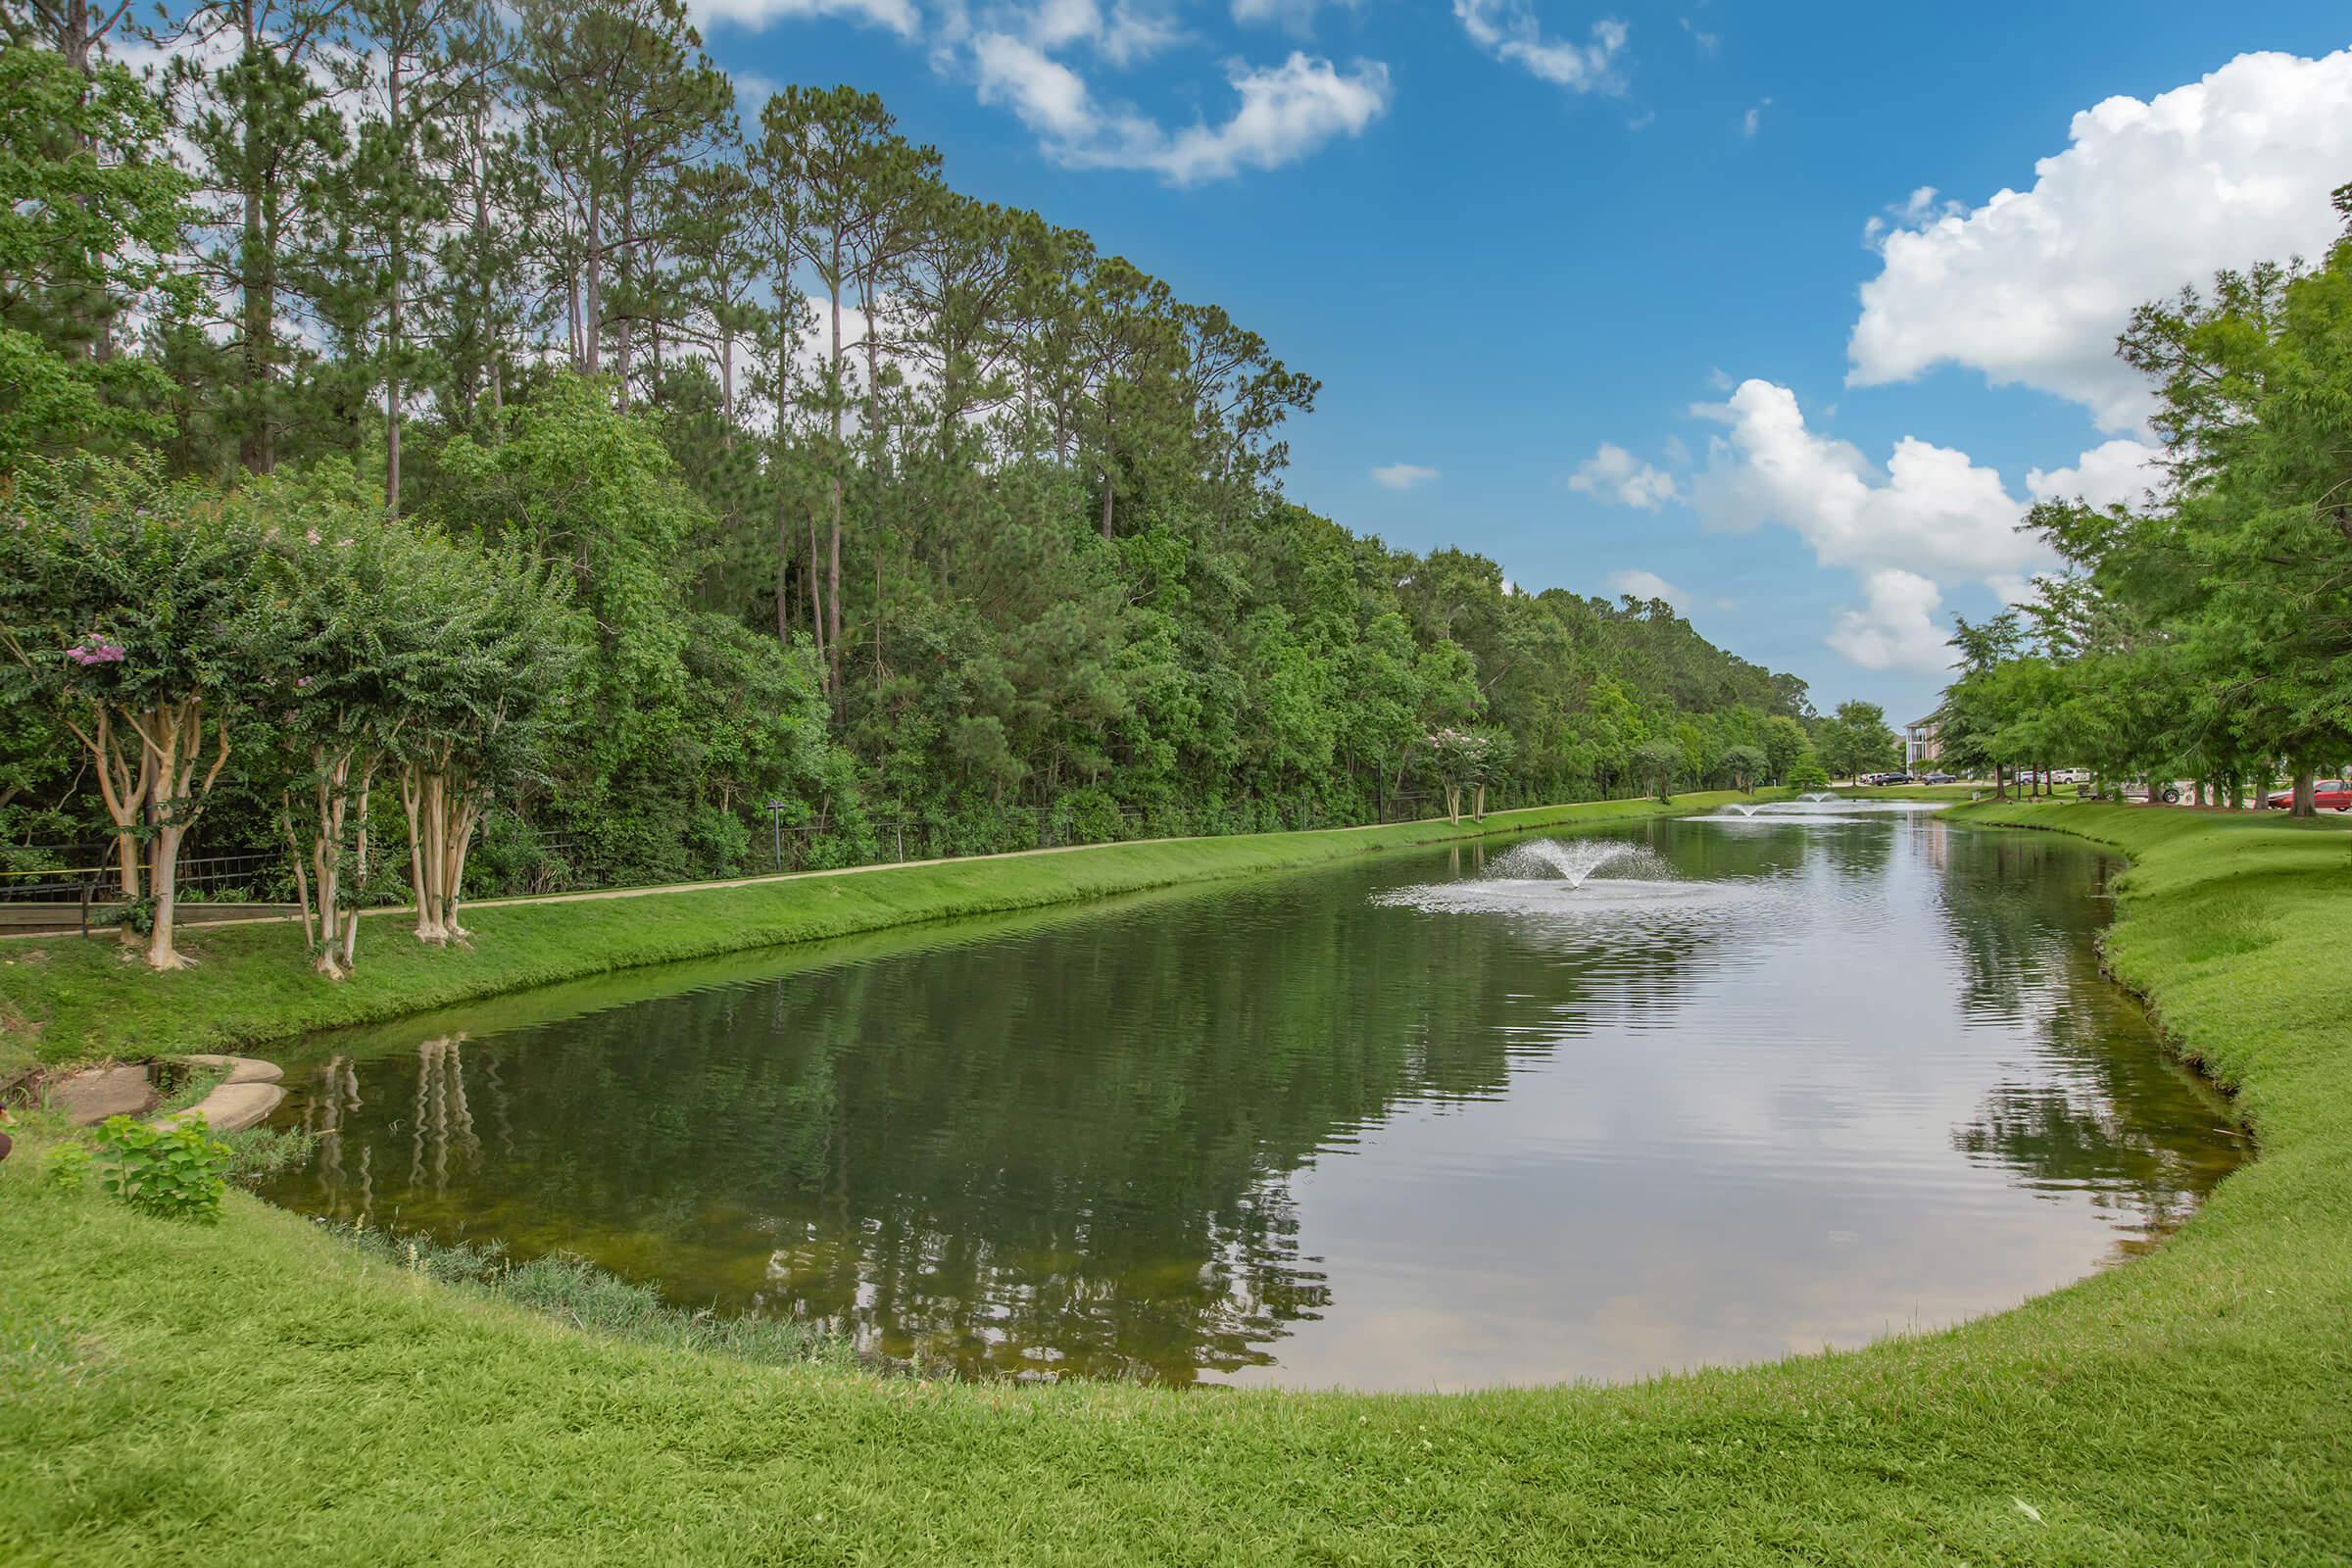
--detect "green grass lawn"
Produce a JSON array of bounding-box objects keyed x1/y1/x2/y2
[
  {"x1": 4, "y1": 801, "x2": 2350, "y2": 1564},
  {"x1": 0, "y1": 792, "x2": 1745, "y2": 1078}
]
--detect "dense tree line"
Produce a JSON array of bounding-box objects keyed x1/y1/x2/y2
[
  {"x1": 1937, "y1": 190, "x2": 2352, "y2": 813},
  {"x1": 0, "y1": 6, "x2": 1825, "y2": 970}
]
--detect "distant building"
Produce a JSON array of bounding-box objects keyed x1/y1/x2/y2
[{"x1": 1905, "y1": 717, "x2": 1941, "y2": 767}]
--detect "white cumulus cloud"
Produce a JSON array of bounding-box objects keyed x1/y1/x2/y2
[
  {"x1": 1825, "y1": 569, "x2": 1951, "y2": 674},
  {"x1": 1022, "y1": 0, "x2": 1183, "y2": 65},
  {"x1": 1605, "y1": 568, "x2": 1690, "y2": 610},
  {"x1": 1453, "y1": 1, "x2": 1627, "y2": 93},
  {"x1": 1372, "y1": 462, "x2": 1439, "y2": 490},
  {"x1": 693, "y1": 0, "x2": 919, "y2": 36},
  {"x1": 1848, "y1": 47, "x2": 2352, "y2": 430},
  {"x1": 1233, "y1": 0, "x2": 1358, "y2": 35},
  {"x1": 974, "y1": 40, "x2": 1389, "y2": 183},
  {"x1": 2025, "y1": 436, "x2": 2164, "y2": 513},
  {"x1": 1687, "y1": 379, "x2": 2049, "y2": 588},
  {"x1": 1568, "y1": 442, "x2": 1679, "y2": 510}
]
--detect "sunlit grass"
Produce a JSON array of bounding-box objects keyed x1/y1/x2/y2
[{"x1": 2, "y1": 802, "x2": 2348, "y2": 1564}]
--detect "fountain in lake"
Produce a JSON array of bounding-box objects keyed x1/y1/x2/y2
[
  {"x1": 1716, "y1": 803, "x2": 1764, "y2": 818},
  {"x1": 1483, "y1": 837, "x2": 1662, "y2": 886},
  {"x1": 1375, "y1": 837, "x2": 1735, "y2": 918},
  {"x1": 1801, "y1": 792, "x2": 1838, "y2": 804}
]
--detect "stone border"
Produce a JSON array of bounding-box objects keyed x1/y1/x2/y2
[{"x1": 152, "y1": 1054, "x2": 285, "y2": 1133}]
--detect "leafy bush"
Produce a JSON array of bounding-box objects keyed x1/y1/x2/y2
[
  {"x1": 683, "y1": 805, "x2": 752, "y2": 878},
  {"x1": 93, "y1": 1114, "x2": 229, "y2": 1223},
  {"x1": 43, "y1": 1139, "x2": 90, "y2": 1193}
]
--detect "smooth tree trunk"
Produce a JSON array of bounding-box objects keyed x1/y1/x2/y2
[
  {"x1": 401, "y1": 761, "x2": 482, "y2": 944},
  {"x1": 2292, "y1": 762, "x2": 2317, "y2": 818},
  {"x1": 281, "y1": 793, "x2": 316, "y2": 951},
  {"x1": 57, "y1": 707, "x2": 151, "y2": 900},
  {"x1": 304, "y1": 747, "x2": 373, "y2": 978},
  {"x1": 136, "y1": 697, "x2": 230, "y2": 970}
]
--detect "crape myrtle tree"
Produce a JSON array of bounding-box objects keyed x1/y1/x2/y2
[
  {"x1": 1721, "y1": 744, "x2": 1768, "y2": 793},
  {"x1": 395, "y1": 544, "x2": 579, "y2": 944},
  {"x1": 1426, "y1": 727, "x2": 1510, "y2": 823},
  {"x1": 0, "y1": 456, "x2": 259, "y2": 967},
  {"x1": 248, "y1": 472, "x2": 519, "y2": 973},
  {"x1": 1635, "y1": 737, "x2": 1684, "y2": 803}
]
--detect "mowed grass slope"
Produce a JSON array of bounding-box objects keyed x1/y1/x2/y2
[
  {"x1": 3, "y1": 802, "x2": 2350, "y2": 1564},
  {"x1": 0, "y1": 793, "x2": 1742, "y2": 1072}
]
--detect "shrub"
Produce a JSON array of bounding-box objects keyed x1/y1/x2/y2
[
  {"x1": 44, "y1": 1139, "x2": 90, "y2": 1193},
  {"x1": 93, "y1": 1114, "x2": 229, "y2": 1223}
]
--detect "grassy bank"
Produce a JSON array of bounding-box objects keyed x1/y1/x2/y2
[
  {"x1": 5, "y1": 801, "x2": 2350, "y2": 1564},
  {"x1": 0, "y1": 792, "x2": 1742, "y2": 1074}
]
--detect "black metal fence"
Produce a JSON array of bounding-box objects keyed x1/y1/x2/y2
[
  {"x1": 0, "y1": 845, "x2": 288, "y2": 905},
  {"x1": 1, "y1": 781, "x2": 1584, "y2": 921}
]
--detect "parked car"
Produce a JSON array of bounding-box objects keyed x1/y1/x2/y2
[
  {"x1": 1877, "y1": 772, "x2": 1916, "y2": 786},
  {"x1": 2264, "y1": 780, "x2": 2352, "y2": 810},
  {"x1": 1922, "y1": 772, "x2": 1957, "y2": 785},
  {"x1": 2123, "y1": 781, "x2": 2184, "y2": 805}
]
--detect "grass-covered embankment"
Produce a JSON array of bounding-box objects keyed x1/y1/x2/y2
[
  {"x1": 1, "y1": 792, "x2": 1742, "y2": 1071},
  {"x1": 4, "y1": 801, "x2": 2350, "y2": 1565}
]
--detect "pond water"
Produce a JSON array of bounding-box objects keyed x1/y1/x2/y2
[{"x1": 258, "y1": 805, "x2": 2243, "y2": 1390}]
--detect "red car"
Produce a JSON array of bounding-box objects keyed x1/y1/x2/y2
[{"x1": 2264, "y1": 779, "x2": 2352, "y2": 810}]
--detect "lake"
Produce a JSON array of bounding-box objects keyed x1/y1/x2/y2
[{"x1": 258, "y1": 804, "x2": 2243, "y2": 1390}]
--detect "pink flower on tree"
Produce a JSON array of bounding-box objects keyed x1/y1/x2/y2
[{"x1": 64, "y1": 633, "x2": 125, "y2": 667}]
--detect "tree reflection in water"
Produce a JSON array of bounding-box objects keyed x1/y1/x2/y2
[{"x1": 260, "y1": 820, "x2": 2240, "y2": 1384}]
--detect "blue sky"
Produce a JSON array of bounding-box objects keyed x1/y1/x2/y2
[{"x1": 695, "y1": 1, "x2": 2352, "y2": 722}]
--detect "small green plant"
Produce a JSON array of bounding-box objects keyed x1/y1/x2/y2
[
  {"x1": 44, "y1": 1138, "x2": 91, "y2": 1193},
  {"x1": 93, "y1": 1114, "x2": 229, "y2": 1223},
  {"x1": 220, "y1": 1124, "x2": 318, "y2": 1183}
]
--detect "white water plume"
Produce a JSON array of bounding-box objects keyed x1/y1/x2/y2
[
  {"x1": 1372, "y1": 837, "x2": 1745, "y2": 920},
  {"x1": 1482, "y1": 838, "x2": 1669, "y2": 887}
]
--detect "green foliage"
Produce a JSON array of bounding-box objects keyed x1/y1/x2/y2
[
  {"x1": 42, "y1": 1138, "x2": 90, "y2": 1193},
  {"x1": 1815, "y1": 700, "x2": 1900, "y2": 782},
  {"x1": 219, "y1": 1125, "x2": 319, "y2": 1183},
  {"x1": 0, "y1": 45, "x2": 196, "y2": 465},
  {"x1": 0, "y1": 454, "x2": 262, "y2": 725},
  {"x1": 1634, "y1": 738, "x2": 1684, "y2": 801},
  {"x1": 92, "y1": 1114, "x2": 230, "y2": 1223},
  {"x1": 1938, "y1": 190, "x2": 2352, "y2": 807},
  {"x1": 1720, "y1": 744, "x2": 1769, "y2": 792},
  {"x1": 330, "y1": 1222, "x2": 842, "y2": 1367},
  {"x1": 2, "y1": 30, "x2": 1818, "y2": 915},
  {"x1": 1788, "y1": 752, "x2": 1832, "y2": 793}
]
